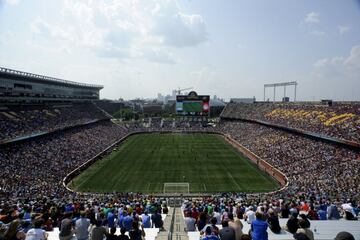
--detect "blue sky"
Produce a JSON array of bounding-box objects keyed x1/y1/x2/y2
[{"x1": 0, "y1": 0, "x2": 359, "y2": 101}]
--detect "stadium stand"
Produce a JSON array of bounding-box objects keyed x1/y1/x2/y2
[
  {"x1": 1, "y1": 113, "x2": 359, "y2": 239},
  {"x1": 182, "y1": 198, "x2": 360, "y2": 240},
  {"x1": 217, "y1": 121, "x2": 360, "y2": 202},
  {"x1": 221, "y1": 102, "x2": 360, "y2": 145},
  {"x1": 0, "y1": 102, "x2": 109, "y2": 143},
  {"x1": 93, "y1": 100, "x2": 125, "y2": 115},
  {"x1": 1, "y1": 68, "x2": 359, "y2": 240},
  {"x1": 0, "y1": 121, "x2": 127, "y2": 199}
]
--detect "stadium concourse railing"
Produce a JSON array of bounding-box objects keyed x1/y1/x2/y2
[{"x1": 63, "y1": 129, "x2": 289, "y2": 196}]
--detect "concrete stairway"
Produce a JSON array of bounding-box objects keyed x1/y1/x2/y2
[
  {"x1": 172, "y1": 207, "x2": 189, "y2": 240},
  {"x1": 156, "y1": 207, "x2": 189, "y2": 240}
]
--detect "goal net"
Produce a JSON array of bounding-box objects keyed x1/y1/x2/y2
[{"x1": 163, "y1": 182, "x2": 190, "y2": 194}]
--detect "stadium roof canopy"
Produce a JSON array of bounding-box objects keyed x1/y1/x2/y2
[{"x1": 0, "y1": 67, "x2": 103, "y2": 89}]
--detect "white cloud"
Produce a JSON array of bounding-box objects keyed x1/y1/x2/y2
[
  {"x1": 30, "y1": 17, "x2": 74, "y2": 41},
  {"x1": 29, "y1": 0, "x2": 207, "y2": 63},
  {"x1": 314, "y1": 45, "x2": 360, "y2": 70},
  {"x1": 310, "y1": 45, "x2": 360, "y2": 100},
  {"x1": 344, "y1": 45, "x2": 360, "y2": 70},
  {"x1": 338, "y1": 25, "x2": 350, "y2": 34},
  {"x1": 313, "y1": 57, "x2": 344, "y2": 68},
  {"x1": 153, "y1": 12, "x2": 208, "y2": 47},
  {"x1": 305, "y1": 12, "x2": 320, "y2": 23}
]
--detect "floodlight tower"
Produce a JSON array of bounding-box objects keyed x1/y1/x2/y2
[{"x1": 263, "y1": 81, "x2": 297, "y2": 102}]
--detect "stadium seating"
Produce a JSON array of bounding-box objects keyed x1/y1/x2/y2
[
  {"x1": 217, "y1": 120, "x2": 360, "y2": 202},
  {"x1": 0, "y1": 102, "x2": 109, "y2": 142},
  {"x1": 1, "y1": 101, "x2": 359, "y2": 240},
  {"x1": 46, "y1": 213, "x2": 168, "y2": 240},
  {"x1": 186, "y1": 219, "x2": 360, "y2": 240},
  {"x1": 0, "y1": 120, "x2": 128, "y2": 198},
  {"x1": 221, "y1": 102, "x2": 360, "y2": 144}
]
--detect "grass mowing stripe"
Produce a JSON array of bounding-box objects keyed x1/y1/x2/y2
[{"x1": 71, "y1": 133, "x2": 279, "y2": 193}]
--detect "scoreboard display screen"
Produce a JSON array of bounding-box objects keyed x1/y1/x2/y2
[{"x1": 176, "y1": 91, "x2": 210, "y2": 116}]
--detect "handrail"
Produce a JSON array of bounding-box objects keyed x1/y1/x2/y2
[{"x1": 168, "y1": 205, "x2": 176, "y2": 240}]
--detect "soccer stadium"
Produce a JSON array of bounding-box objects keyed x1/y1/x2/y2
[
  {"x1": 0, "y1": 1, "x2": 360, "y2": 240},
  {"x1": 0, "y1": 66, "x2": 359, "y2": 240}
]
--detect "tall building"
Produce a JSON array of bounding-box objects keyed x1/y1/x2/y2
[{"x1": 157, "y1": 93, "x2": 164, "y2": 103}]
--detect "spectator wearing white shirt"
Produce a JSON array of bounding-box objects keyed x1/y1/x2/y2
[
  {"x1": 25, "y1": 219, "x2": 48, "y2": 240},
  {"x1": 243, "y1": 206, "x2": 255, "y2": 224}
]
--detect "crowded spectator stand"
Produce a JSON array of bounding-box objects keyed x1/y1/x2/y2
[{"x1": 0, "y1": 101, "x2": 360, "y2": 240}]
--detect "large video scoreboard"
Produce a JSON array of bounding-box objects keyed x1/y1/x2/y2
[{"x1": 176, "y1": 91, "x2": 210, "y2": 116}]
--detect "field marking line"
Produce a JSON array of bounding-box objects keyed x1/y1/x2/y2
[
  {"x1": 224, "y1": 165, "x2": 242, "y2": 191},
  {"x1": 203, "y1": 183, "x2": 207, "y2": 191}
]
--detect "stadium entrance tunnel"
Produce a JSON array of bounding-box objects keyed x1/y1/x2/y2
[{"x1": 63, "y1": 131, "x2": 288, "y2": 196}]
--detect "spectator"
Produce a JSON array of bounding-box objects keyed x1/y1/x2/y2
[
  {"x1": 107, "y1": 209, "x2": 116, "y2": 228},
  {"x1": 296, "y1": 219, "x2": 314, "y2": 240},
  {"x1": 151, "y1": 210, "x2": 164, "y2": 230},
  {"x1": 162, "y1": 204, "x2": 169, "y2": 215},
  {"x1": 293, "y1": 233, "x2": 310, "y2": 240},
  {"x1": 307, "y1": 205, "x2": 319, "y2": 221},
  {"x1": 334, "y1": 231, "x2": 355, "y2": 240},
  {"x1": 25, "y1": 219, "x2": 48, "y2": 240},
  {"x1": 106, "y1": 227, "x2": 119, "y2": 240},
  {"x1": 232, "y1": 219, "x2": 243, "y2": 240},
  {"x1": 219, "y1": 221, "x2": 235, "y2": 240},
  {"x1": 75, "y1": 211, "x2": 90, "y2": 240},
  {"x1": 118, "y1": 228, "x2": 129, "y2": 240},
  {"x1": 212, "y1": 207, "x2": 221, "y2": 225},
  {"x1": 59, "y1": 212, "x2": 74, "y2": 240},
  {"x1": 129, "y1": 221, "x2": 145, "y2": 240},
  {"x1": 250, "y1": 212, "x2": 268, "y2": 240},
  {"x1": 327, "y1": 203, "x2": 341, "y2": 220},
  {"x1": 90, "y1": 219, "x2": 109, "y2": 240},
  {"x1": 141, "y1": 211, "x2": 151, "y2": 229},
  {"x1": 197, "y1": 211, "x2": 208, "y2": 232},
  {"x1": 285, "y1": 213, "x2": 299, "y2": 234},
  {"x1": 202, "y1": 226, "x2": 219, "y2": 240},
  {"x1": 122, "y1": 212, "x2": 133, "y2": 232},
  {"x1": 184, "y1": 211, "x2": 196, "y2": 232},
  {"x1": 267, "y1": 209, "x2": 281, "y2": 234},
  {"x1": 244, "y1": 206, "x2": 255, "y2": 224}
]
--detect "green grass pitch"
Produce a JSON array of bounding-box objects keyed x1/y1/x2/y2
[{"x1": 71, "y1": 133, "x2": 279, "y2": 193}]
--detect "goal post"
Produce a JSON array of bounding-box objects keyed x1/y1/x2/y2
[{"x1": 163, "y1": 182, "x2": 190, "y2": 194}]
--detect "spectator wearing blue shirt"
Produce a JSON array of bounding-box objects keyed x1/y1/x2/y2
[
  {"x1": 251, "y1": 212, "x2": 268, "y2": 240},
  {"x1": 327, "y1": 203, "x2": 340, "y2": 220},
  {"x1": 202, "y1": 226, "x2": 220, "y2": 240},
  {"x1": 141, "y1": 211, "x2": 151, "y2": 228},
  {"x1": 122, "y1": 212, "x2": 134, "y2": 232},
  {"x1": 107, "y1": 209, "x2": 116, "y2": 228},
  {"x1": 317, "y1": 208, "x2": 327, "y2": 220}
]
